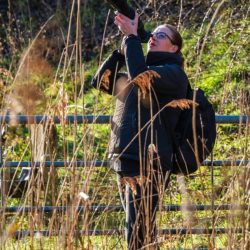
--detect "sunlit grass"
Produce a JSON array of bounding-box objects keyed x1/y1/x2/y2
[{"x1": 0, "y1": 0, "x2": 249, "y2": 249}]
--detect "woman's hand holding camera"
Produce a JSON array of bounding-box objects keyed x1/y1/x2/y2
[
  {"x1": 114, "y1": 11, "x2": 139, "y2": 55},
  {"x1": 114, "y1": 11, "x2": 139, "y2": 37}
]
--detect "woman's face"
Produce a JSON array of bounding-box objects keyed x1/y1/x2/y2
[{"x1": 147, "y1": 25, "x2": 178, "y2": 53}]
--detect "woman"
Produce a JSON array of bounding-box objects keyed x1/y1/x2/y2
[{"x1": 92, "y1": 12, "x2": 189, "y2": 249}]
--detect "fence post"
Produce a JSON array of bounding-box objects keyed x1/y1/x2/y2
[
  {"x1": 30, "y1": 123, "x2": 46, "y2": 190},
  {"x1": 29, "y1": 123, "x2": 58, "y2": 204},
  {"x1": 27, "y1": 124, "x2": 46, "y2": 239}
]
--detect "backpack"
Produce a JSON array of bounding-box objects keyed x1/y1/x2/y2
[{"x1": 170, "y1": 84, "x2": 216, "y2": 175}]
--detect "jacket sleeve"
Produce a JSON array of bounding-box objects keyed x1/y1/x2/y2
[
  {"x1": 124, "y1": 35, "x2": 188, "y2": 97},
  {"x1": 91, "y1": 50, "x2": 125, "y2": 95},
  {"x1": 124, "y1": 35, "x2": 147, "y2": 79}
]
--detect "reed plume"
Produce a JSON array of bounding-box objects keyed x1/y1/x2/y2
[
  {"x1": 120, "y1": 177, "x2": 137, "y2": 195},
  {"x1": 166, "y1": 99, "x2": 198, "y2": 110},
  {"x1": 130, "y1": 70, "x2": 161, "y2": 98},
  {"x1": 9, "y1": 83, "x2": 45, "y2": 115},
  {"x1": 100, "y1": 69, "x2": 111, "y2": 91}
]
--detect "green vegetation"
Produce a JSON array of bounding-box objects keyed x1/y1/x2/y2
[{"x1": 0, "y1": 0, "x2": 249, "y2": 249}]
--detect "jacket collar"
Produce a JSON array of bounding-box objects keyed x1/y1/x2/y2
[{"x1": 146, "y1": 51, "x2": 183, "y2": 66}]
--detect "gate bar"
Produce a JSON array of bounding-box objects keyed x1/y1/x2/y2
[
  {"x1": 1, "y1": 160, "x2": 249, "y2": 168},
  {"x1": 13, "y1": 228, "x2": 245, "y2": 237},
  {"x1": 3, "y1": 204, "x2": 248, "y2": 213},
  {"x1": 0, "y1": 115, "x2": 249, "y2": 124}
]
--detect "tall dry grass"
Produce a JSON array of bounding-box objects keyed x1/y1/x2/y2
[{"x1": 0, "y1": 0, "x2": 249, "y2": 249}]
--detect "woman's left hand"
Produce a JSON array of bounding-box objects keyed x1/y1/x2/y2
[{"x1": 114, "y1": 12, "x2": 139, "y2": 37}]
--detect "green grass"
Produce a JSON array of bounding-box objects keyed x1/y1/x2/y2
[{"x1": 0, "y1": 1, "x2": 249, "y2": 249}]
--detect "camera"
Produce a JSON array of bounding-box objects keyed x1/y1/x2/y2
[{"x1": 106, "y1": 0, "x2": 151, "y2": 43}]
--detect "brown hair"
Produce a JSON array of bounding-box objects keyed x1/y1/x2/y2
[
  {"x1": 164, "y1": 24, "x2": 184, "y2": 67},
  {"x1": 164, "y1": 24, "x2": 182, "y2": 51}
]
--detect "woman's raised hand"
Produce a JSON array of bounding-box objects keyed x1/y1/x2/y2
[{"x1": 114, "y1": 11, "x2": 139, "y2": 37}]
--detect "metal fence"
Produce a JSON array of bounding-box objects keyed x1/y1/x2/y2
[{"x1": 0, "y1": 114, "x2": 249, "y2": 237}]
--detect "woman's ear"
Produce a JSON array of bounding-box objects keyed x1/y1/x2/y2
[{"x1": 171, "y1": 45, "x2": 179, "y2": 53}]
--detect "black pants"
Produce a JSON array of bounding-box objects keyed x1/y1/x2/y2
[{"x1": 115, "y1": 158, "x2": 171, "y2": 250}]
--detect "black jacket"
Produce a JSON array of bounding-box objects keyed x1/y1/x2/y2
[{"x1": 92, "y1": 35, "x2": 189, "y2": 172}]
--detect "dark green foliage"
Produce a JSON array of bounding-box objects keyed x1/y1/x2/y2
[{"x1": 0, "y1": 1, "x2": 249, "y2": 249}]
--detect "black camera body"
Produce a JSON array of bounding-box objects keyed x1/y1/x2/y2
[{"x1": 106, "y1": 0, "x2": 150, "y2": 43}]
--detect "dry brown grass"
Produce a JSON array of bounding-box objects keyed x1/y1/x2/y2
[
  {"x1": 0, "y1": 68, "x2": 13, "y2": 79},
  {"x1": 0, "y1": 0, "x2": 249, "y2": 249},
  {"x1": 130, "y1": 70, "x2": 161, "y2": 98},
  {"x1": 120, "y1": 175, "x2": 151, "y2": 195},
  {"x1": 14, "y1": 38, "x2": 54, "y2": 85},
  {"x1": 9, "y1": 83, "x2": 45, "y2": 115},
  {"x1": 5, "y1": 37, "x2": 57, "y2": 120},
  {"x1": 100, "y1": 69, "x2": 111, "y2": 91},
  {"x1": 166, "y1": 99, "x2": 198, "y2": 110}
]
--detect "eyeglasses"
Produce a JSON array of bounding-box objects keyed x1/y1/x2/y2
[{"x1": 150, "y1": 32, "x2": 175, "y2": 44}]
